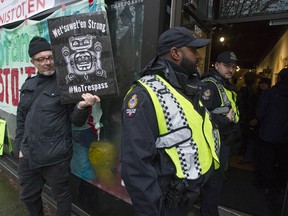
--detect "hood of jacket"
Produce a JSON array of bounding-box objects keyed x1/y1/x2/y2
[
  {"x1": 139, "y1": 56, "x2": 201, "y2": 95},
  {"x1": 274, "y1": 81, "x2": 288, "y2": 97}
]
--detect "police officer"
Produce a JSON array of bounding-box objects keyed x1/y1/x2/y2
[
  {"x1": 120, "y1": 27, "x2": 221, "y2": 216},
  {"x1": 200, "y1": 51, "x2": 240, "y2": 216}
]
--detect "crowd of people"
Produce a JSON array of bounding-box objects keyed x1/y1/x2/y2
[
  {"x1": 15, "y1": 27, "x2": 287, "y2": 216},
  {"x1": 238, "y1": 68, "x2": 288, "y2": 196},
  {"x1": 238, "y1": 73, "x2": 271, "y2": 164}
]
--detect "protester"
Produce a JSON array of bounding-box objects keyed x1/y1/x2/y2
[
  {"x1": 15, "y1": 36, "x2": 100, "y2": 216},
  {"x1": 258, "y1": 77, "x2": 271, "y2": 93},
  {"x1": 200, "y1": 51, "x2": 240, "y2": 216},
  {"x1": 256, "y1": 68, "x2": 288, "y2": 194},
  {"x1": 120, "y1": 27, "x2": 220, "y2": 216},
  {"x1": 238, "y1": 72, "x2": 258, "y2": 163},
  {"x1": 253, "y1": 76, "x2": 271, "y2": 184}
]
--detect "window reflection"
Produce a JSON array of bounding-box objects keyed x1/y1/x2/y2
[{"x1": 70, "y1": 0, "x2": 145, "y2": 204}]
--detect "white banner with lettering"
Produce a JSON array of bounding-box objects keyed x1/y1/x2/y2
[{"x1": 0, "y1": 0, "x2": 86, "y2": 27}]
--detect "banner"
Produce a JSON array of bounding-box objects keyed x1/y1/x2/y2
[
  {"x1": 0, "y1": 0, "x2": 105, "y2": 115},
  {"x1": 0, "y1": 0, "x2": 82, "y2": 27},
  {"x1": 48, "y1": 12, "x2": 119, "y2": 104}
]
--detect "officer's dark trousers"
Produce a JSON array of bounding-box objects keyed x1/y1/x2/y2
[
  {"x1": 18, "y1": 158, "x2": 72, "y2": 216},
  {"x1": 200, "y1": 141, "x2": 230, "y2": 216},
  {"x1": 163, "y1": 206, "x2": 190, "y2": 216},
  {"x1": 200, "y1": 171, "x2": 223, "y2": 216}
]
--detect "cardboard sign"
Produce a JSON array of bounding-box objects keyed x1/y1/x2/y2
[{"x1": 48, "y1": 11, "x2": 119, "y2": 104}]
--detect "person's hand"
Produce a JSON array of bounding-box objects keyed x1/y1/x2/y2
[
  {"x1": 226, "y1": 108, "x2": 233, "y2": 122},
  {"x1": 249, "y1": 119, "x2": 258, "y2": 126},
  {"x1": 19, "y1": 150, "x2": 23, "y2": 158},
  {"x1": 77, "y1": 93, "x2": 100, "y2": 110}
]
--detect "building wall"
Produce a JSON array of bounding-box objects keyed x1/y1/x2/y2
[{"x1": 257, "y1": 30, "x2": 288, "y2": 84}]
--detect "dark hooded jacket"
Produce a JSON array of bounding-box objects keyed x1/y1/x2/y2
[{"x1": 256, "y1": 80, "x2": 288, "y2": 144}]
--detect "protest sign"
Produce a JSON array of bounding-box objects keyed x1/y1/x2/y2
[{"x1": 48, "y1": 11, "x2": 119, "y2": 104}]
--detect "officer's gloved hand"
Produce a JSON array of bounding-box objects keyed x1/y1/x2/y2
[
  {"x1": 165, "y1": 178, "x2": 187, "y2": 208},
  {"x1": 179, "y1": 190, "x2": 200, "y2": 208}
]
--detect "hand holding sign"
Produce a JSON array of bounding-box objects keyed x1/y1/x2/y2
[{"x1": 77, "y1": 93, "x2": 101, "y2": 110}]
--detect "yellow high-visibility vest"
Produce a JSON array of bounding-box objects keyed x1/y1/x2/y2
[
  {"x1": 202, "y1": 77, "x2": 240, "y2": 123},
  {"x1": 138, "y1": 75, "x2": 220, "y2": 180}
]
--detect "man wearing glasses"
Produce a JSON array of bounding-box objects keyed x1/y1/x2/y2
[
  {"x1": 199, "y1": 51, "x2": 240, "y2": 216},
  {"x1": 15, "y1": 36, "x2": 100, "y2": 215}
]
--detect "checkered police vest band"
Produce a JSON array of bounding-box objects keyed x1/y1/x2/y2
[{"x1": 139, "y1": 75, "x2": 202, "y2": 179}]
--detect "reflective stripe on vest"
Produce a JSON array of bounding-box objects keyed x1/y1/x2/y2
[
  {"x1": 138, "y1": 75, "x2": 220, "y2": 180},
  {"x1": 202, "y1": 77, "x2": 240, "y2": 123}
]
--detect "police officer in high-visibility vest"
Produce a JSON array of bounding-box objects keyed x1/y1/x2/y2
[
  {"x1": 120, "y1": 27, "x2": 221, "y2": 216},
  {"x1": 199, "y1": 51, "x2": 240, "y2": 216}
]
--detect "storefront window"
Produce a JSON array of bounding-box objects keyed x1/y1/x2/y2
[
  {"x1": 182, "y1": 10, "x2": 210, "y2": 73},
  {"x1": 70, "y1": 0, "x2": 145, "y2": 204},
  {"x1": 219, "y1": 0, "x2": 288, "y2": 19}
]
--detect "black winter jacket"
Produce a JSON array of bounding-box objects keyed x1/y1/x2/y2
[
  {"x1": 200, "y1": 69, "x2": 239, "y2": 136},
  {"x1": 15, "y1": 73, "x2": 90, "y2": 168},
  {"x1": 256, "y1": 80, "x2": 288, "y2": 144}
]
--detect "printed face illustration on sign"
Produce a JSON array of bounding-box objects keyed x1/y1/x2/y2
[{"x1": 62, "y1": 34, "x2": 107, "y2": 83}]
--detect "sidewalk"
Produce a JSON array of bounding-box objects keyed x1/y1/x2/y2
[
  {"x1": 1, "y1": 154, "x2": 276, "y2": 216},
  {"x1": 0, "y1": 162, "x2": 250, "y2": 216},
  {"x1": 0, "y1": 166, "x2": 55, "y2": 216},
  {"x1": 0, "y1": 167, "x2": 28, "y2": 215}
]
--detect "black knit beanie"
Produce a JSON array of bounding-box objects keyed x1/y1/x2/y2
[{"x1": 28, "y1": 36, "x2": 51, "y2": 57}]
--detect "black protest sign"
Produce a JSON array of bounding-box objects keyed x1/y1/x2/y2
[{"x1": 48, "y1": 11, "x2": 119, "y2": 104}]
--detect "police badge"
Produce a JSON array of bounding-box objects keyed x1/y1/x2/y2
[
  {"x1": 125, "y1": 94, "x2": 138, "y2": 118},
  {"x1": 202, "y1": 89, "x2": 211, "y2": 100}
]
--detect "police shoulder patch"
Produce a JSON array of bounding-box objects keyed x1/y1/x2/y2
[
  {"x1": 202, "y1": 89, "x2": 212, "y2": 100},
  {"x1": 125, "y1": 94, "x2": 139, "y2": 118}
]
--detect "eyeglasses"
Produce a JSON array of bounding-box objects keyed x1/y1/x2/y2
[{"x1": 33, "y1": 56, "x2": 54, "y2": 63}]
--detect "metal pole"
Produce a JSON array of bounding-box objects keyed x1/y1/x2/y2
[
  {"x1": 281, "y1": 179, "x2": 288, "y2": 216},
  {"x1": 170, "y1": 0, "x2": 183, "y2": 27}
]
